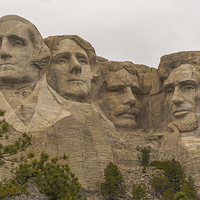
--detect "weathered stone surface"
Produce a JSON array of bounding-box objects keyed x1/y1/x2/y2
[
  {"x1": 2, "y1": 14, "x2": 200, "y2": 199},
  {"x1": 32, "y1": 98, "x2": 116, "y2": 191},
  {"x1": 157, "y1": 51, "x2": 200, "y2": 193}
]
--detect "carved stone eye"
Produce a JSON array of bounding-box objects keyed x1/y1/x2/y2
[
  {"x1": 79, "y1": 59, "x2": 86, "y2": 64},
  {"x1": 166, "y1": 88, "x2": 173, "y2": 94},
  {"x1": 111, "y1": 88, "x2": 124, "y2": 93},
  {"x1": 184, "y1": 85, "x2": 194, "y2": 91},
  {"x1": 57, "y1": 59, "x2": 66, "y2": 64},
  {"x1": 13, "y1": 40, "x2": 23, "y2": 46}
]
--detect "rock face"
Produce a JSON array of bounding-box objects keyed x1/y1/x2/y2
[{"x1": 1, "y1": 14, "x2": 200, "y2": 199}]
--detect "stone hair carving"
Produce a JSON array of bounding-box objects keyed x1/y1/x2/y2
[
  {"x1": 98, "y1": 61, "x2": 142, "y2": 131},
  {"x1": 158, "y1": 51, "x2": 200, "y2": 132},
  {"x1": 44, "y1": 35, "x2": 99, "y2": 103}
]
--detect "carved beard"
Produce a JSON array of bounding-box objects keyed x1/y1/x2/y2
[{"x1": 174, "y1": 117, "x2": 198, "y2": 132}]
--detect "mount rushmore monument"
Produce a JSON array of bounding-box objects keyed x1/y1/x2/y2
[{"x1": 1, "y1": 14, "x2": 200, "y2": 197}]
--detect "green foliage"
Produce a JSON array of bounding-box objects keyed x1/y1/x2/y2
[
  {"x1": 0, "y1": 110, "x2": 32, "y2": 199},
  {"x1": 100, "y1": 162, "x2": 126, "y2": 199},
  {"x1": 150, "y1": 159, "x2": 198, "y2": 200},
  {"x1": 150, "y1": 160, "x2": 170, "y2": 171},
  {"x1": 141, "y1": 147, "x2": 150, "y2": 166},
  {"x1": 151, "y1": 172, "x2": 170, "y2": 196},
  {"x1": 0, "y1": 110, "x2": 84, "y2": 200},
  {"x1": 36, "y1": 153, "x2": 82, "y2": 200},
  {"x1": 181, "y1": 176, "x2": 198, "y2": 200},
  {"x1": 164, "y1": 159, "x2": 186, "y2": 192},
  {"x1": 163, "y1": 188, "x2": 175, "y2": 200},
  {"x1": 173, "y1": 191, "x2": 190, "y2": 200},
  {"x1": 142, "y1": 166, "x2": 146, "y2": 173},
  {"x1": 136, "y1": 145, "x2": 140, "y2": 151},
  {"x1": 12, "y1": 152, "x2": 84, "y2": 200},
  {"x1": 132, "y1": 183, "x2": 148, "y2": 200}
]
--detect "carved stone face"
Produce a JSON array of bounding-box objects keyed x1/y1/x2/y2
[
  {"x1": 0, "y1": 20, "x2": 40, "y2": 84},
  {"x1": 99, "y1": 68, "x2": 141, "y2": 129},
  {"x1": 163, "y1": 64, "x2": 199, "y2": 132},
  {"x1": 49, "y1": 39, "x2": 92, "y2": 101}
]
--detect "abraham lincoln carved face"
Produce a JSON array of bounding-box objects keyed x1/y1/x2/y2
[
  {"x1": 163, "y1": 64, "x2": 199, "y2": 132},
  {"x1": 158, "y1": 51, "x2": 200, "y2": 132}
]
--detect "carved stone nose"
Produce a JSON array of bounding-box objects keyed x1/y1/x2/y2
[
  {"x1": 0, "y1": 37, "x2": 12, "y2": 59},
  {"x1": 172, "y1": 94, "x2": 184, "y2": 104},
  {"x1": 123, "y1": 87, "x2": 136, "y2": 106},
  {"x1": 69, "y1": 57, "x2": 82, "y2": 74}
]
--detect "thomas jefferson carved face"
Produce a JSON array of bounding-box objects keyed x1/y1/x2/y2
[
  {"x1": 163, "y1": 64, "x2": 199, "y2": 132},
  {"x1": 49, "y1": 39, "x2": 92, "y2": 102},
  {"x1": 0, "y1": 20, "x2": 40, "y2": 85},
  {"x1": 99, "y1": 68, "x2": 141, "y2": 129}
]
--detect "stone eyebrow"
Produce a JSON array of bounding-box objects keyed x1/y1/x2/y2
[
  {"x1": 163, "y1": 79, "x2": 198, "y2": 89},
  {"x1": 163, "y1": 83, "x2": 174, "y2": 90},
  {"x1": 107, "y1": 84, "x2": 125, "y2": 90},
  {"x1": 52, "y1": 52, "x2": 70, "y2": 61},
  {"x1": 7, "y1": 35, "x2": 26, "y2": 45},
  {"x1": 178, "y1": 79, "x2": 197, "y2": 86},
  {"x1": 75, "y1": 52, "x2": 89, "y2": 60}
]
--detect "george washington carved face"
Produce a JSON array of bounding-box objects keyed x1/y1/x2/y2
[
  {"x1": 0, "y1": 15, "x2": 49, "y2": 87},
  {"x1": 0, "y1": 20, "x2": 39, "y2": 84}
]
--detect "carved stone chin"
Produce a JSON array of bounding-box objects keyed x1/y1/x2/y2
[{"x1": 174, "y1": 117, "x2": 198, "y2": 132}]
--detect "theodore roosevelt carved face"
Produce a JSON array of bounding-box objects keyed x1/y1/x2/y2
[{"x1": 98, "y1": 62, "x2": 141, "y2": 130}]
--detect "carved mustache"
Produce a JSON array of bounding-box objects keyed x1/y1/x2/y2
[{"x1": 114, "y1": 106, "x2": 140, "y2": 117}]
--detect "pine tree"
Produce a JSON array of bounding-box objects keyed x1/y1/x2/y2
[
  {"x1": 0, "y1": 110, "x2": 32, "y2": 199},
  {"x1": 100, "y1": 162, "x2": 126, "y2": 199},
  {"x1": 13, "y1": 153, "x2": 83, "y2": 200},
  {"x1": 181, "y1": 176, "x2": 198, "y2": 200},
  {"x1": 151, "y1": 171, "x2": 170, "y2": 196},
  {"x1": 164, "y1": 159, "x2": 186, "y2": 192},
  {"x1": 141, "y1": 147, "x2": 150, "y2": 166},
  {"x1": 132, "y1": 183, "x2": 148, "y2": 200},
  {"x1": 163, "y1": 188, "x2": 175, "y2": 200},
  {"x1": 173, "y1": 191, "x2": 190, "y2": 200},
  {"x1": 0, "y1": 109, "x2": 85, "y2": 200}
]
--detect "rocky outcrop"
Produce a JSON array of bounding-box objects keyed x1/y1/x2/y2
[{"x1": 1, "y1": 14, "x2": 200, "y2": 199}]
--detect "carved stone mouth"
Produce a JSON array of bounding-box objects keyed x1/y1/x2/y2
[
  {"x1": 117, "y1": 113, "x2": 137, "y2": 121},
  {"x1": 67, "y1": 79, "x2": 85, "y2": 83},
  {"x1": 173, "y1": 110, "x2": 190, "y2": 117},
  {"x1": 117, "y1": 112, "x2": 137, "y2": 118},
  {"x1": 0, "y1": 63, "x2": 14, "y2": 66}
]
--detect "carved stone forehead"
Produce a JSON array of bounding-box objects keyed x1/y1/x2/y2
[
  {"x1": 164, "y1": 64, "x2": 200, "y2": 86},
  {"x1": 51, "y1": 39, "x2": 87, "y2": 57},
  {"x1": 0, "y1": 20, "x2": 30, "y2": 40},
  {"x1": 158, "y1": 51, "x2": 200, "y2": 81},
  {"x1": 106, "y1": 68, "x2": 139, "y2": 89}
]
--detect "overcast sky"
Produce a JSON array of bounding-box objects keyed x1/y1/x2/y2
[{"x1": 1, "y1": 0, "x2": 200, "y2": 68}]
